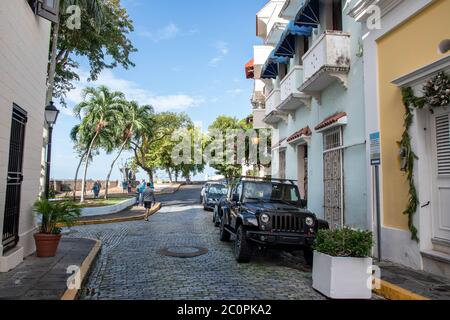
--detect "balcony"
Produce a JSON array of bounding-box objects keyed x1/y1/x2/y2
[
  {"x1": 263, "y1": 89, "x2": 288, "y2": 128},
  {"x1": 256, "y1": 0, "x2": 289, "y2": 45},
  {"x1": 253, "y1": 46, "x2": 274, "y2": 79},
  {"x1": 251, "y1": 79, "x2": 266, "y2": 108},
  {"x1": 299, "y1": 31, "x2": 351, "y2": 103},
  {"x1": 278, "y1": 66, "x2": 311, "y2": 114}
]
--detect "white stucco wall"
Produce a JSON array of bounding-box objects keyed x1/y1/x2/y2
[{"x1": 0, "y1": 0, "x2": 51, "y2": 262}]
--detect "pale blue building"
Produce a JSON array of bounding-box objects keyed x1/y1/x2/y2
[{"x1": 249, "y1": 0, "x2": 367, "y2": 230}]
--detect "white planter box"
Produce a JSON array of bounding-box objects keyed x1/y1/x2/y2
[{"x1": 312, "y1": 251, "x2": 373, "y2": 299}]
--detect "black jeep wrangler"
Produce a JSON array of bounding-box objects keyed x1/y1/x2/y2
[{"x1": 216, "y1": 177, "x2": 329, "y2": 264}]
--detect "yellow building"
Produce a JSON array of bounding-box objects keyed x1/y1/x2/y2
[{"x1": 349, "y1": 0, "x2": 450, "y2": 277}]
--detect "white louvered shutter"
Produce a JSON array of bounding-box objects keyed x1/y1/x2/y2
[{"x1": 435, "y1": 113, "x2": 450, "y2": 176}]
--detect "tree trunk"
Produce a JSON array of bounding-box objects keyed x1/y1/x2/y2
[
  {"x1": 73, "y1": 150, "x2": 88, "y2": 200},
  {"x1": 167, "y1": 168, "x2": 173, "y2": 183},
  {"x1": 80, "y1": 132, "x2": 100, "y2": 203},
  {"x1": 146, "y1": 170, "x2": 154, "y2": 184},
  {"x1": 104, "y1": 140, "x2": 128, "y2": 200}
]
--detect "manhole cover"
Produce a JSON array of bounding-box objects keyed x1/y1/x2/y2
[{"x1": 158, "y1": 246, "x2": 208, "y2": 258}]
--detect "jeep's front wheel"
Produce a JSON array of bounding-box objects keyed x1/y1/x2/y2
[
  {"x1": 235, "y1": 225, "x2": 252, "y2": 263},
  {"x1": 219, "y1": 216, "x2": 230, "y2": 242}
]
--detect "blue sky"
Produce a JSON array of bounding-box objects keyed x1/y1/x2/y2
[{"x1": 52, "y1": 0, "x2": 267, "y2": 181}]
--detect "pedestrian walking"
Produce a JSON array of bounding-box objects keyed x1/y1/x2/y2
[
  {"x1": 92, "y1": 181, "x2": 100, "y2": 199},
  {"x1": 138, "y1": 179, "x2": 146, "y2": 206},
  {"x1": 143, "y1": 183, "x2": 156, "y2": 221}
]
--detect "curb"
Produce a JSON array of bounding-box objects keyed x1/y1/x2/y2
[
  {"x1": 373, "y1": 279, "x2": 430, "y2": 300},
  {"x1": 72, "y1": 203, "x2": 162, "y2": 226},
  {"x1": 61, "y1": 239, "x2": 102, "y2": 300}
]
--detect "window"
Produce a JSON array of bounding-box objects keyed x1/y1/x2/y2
[
  {"x1": 279, "y1": 63, "x2": 288, "y2": 81},
  {"x1": 29, "y1": 0, "x2": 60, "y2": 23},
  {"x1": 332, "y1": 0, "x2": 343, "y2": 31},
  {"x1": 297, "y1": 36, "x2": 310, "y2": 65},
  {"x1": 323, "y1": 128, "x2": 343, "y2": 151}
]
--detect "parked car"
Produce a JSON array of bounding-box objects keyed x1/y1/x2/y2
[
  {"x1": 216, "y1": 177, "x2": 329, "y2": 264},
  {"x1": 200, "y1": 182, "x2": 211, "y2": 204},
  {"x1": 202, "y1": 183, "x2": 227, "y2": 211}
]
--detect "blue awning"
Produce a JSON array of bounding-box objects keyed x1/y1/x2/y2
[
  {"x1": 261, "y1": 50, "x2": 289, "y2": 79},
  {"x1": 295, "y1": 0, "x2": 320, "y2": 28},
  {"x1": 274, "y1": 21, "x2": 313, "y2": 58}
]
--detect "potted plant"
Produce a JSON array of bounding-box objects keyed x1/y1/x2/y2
[
  {"x1": 312, "y1": 227, "x2": 373, "y2": 299},
  {"x1": 33, "y1": 199, "x2": 81, "y2": 257}
]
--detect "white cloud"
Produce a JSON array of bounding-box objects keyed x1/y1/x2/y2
[
  {"x1": 139, "y1": 23, "x2": 180, "y2": 42},
  {"x1": 226, "y1": 88, "x2": 244, "y2": 95},
  {"x1": 66, "y1": 69, "x2": 205, "y2": 112},
  {"x1": 139, "y1": 23, "x2": 199, "y2": 42},
  {"x1": 209, "y1": 41, "x2": 229, "y2": 67}
]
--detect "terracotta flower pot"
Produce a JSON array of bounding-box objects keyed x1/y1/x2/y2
[{"x1": 34, "y1": 233, "x2": 62, "y2": 257}]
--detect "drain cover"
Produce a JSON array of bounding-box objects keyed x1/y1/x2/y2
[{"x1": 158, "y1": 246, "x2": 208, "y2": 258}]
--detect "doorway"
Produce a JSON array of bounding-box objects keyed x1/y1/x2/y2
[
  {"x1": 323, "y1": 128, "x2": 344, "y2": 229},
  {"x1": 2, "y1": 105, "x2": 27, "y2": 252},
  {"x1": 431, "y1": 108, "x2": 450, "y2": 242},
  {"x1": 297, "y1": 144, "x2": 308, "y2": 201}
]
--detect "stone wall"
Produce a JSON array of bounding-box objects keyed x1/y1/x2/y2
[{"x1": 51, "y1": 180, "x2": 120, "y2": 193}]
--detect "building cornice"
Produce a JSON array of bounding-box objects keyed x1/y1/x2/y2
[{"x1": 392, "y1": 55, "x2": 450, "y2": 88}]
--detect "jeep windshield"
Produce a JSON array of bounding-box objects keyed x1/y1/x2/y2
[{"x1": 242, "y1": 182, "x2": 300, "y2": 204}]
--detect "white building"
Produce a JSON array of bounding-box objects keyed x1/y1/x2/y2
[{"x1": 0, "y1": 0, "x2": 55, "y2": 272}]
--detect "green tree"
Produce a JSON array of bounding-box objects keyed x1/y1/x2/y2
[
  {"x1": 103, "y1": 101, "x2": 154, "y2": 199},
  {"x1": 156, "y1": 126, "x2": 205, "y2": 182},
  {"x1": 207, "y1": 115, "x2": 270, "y2": 182},
  {"x1": 207, "y1": 116, "x2": 243, "y2": 182},
  {"x1": 73, "y1": 86, "x2": 126, "y2": 202},
  {"x1": 48, "y1": 0, "x2": 136, "y2": 105},
  {"x1": 131, "y1": 112, "x2": 191, "y2": 182}
]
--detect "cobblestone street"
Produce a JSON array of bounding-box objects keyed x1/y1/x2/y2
[{"x1": 68, "y1": 186, "x2": 324, "y2": 300}]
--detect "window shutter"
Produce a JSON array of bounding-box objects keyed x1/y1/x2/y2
[{"x1": 435, "y1": 114, "x2": 450, "y2": 176}]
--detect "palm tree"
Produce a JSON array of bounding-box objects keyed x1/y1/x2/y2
[
  {"x1": 104, "y1": 101, "x2": 154, "y2": 199},
  {"x1": 73, "y1": 86, "x2": 125, "y2": 202}
]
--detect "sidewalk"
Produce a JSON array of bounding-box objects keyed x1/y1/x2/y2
[
  {"x1": 376, "y1": 261, "x2": 450, "y2": 300},
  {"x1": 0, "y1": 238, "x2": 100, "y2": 300}
]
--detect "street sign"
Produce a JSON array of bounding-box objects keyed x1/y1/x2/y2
[{"x1": 370, "y1": 132, "x2": 381, "y2": 166}]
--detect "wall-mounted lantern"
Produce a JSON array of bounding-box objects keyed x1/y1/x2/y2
[{"x1": 30, "y1": 0, "x2": 60, "y2": 23}]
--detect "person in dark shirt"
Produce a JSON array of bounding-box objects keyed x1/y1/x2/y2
[{"x1": 143, "y1": 183, "x2": 156, "y2": 221}]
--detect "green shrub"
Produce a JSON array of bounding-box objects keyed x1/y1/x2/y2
[
  {"x1": 33, "y1": 199, "x2": 81, "y2": 235},
  {"x1": 314, "y1": 227, "x2": 373, "y2": 258}
]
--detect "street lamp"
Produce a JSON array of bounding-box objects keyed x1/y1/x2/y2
[{"x1": 44, "y1": 101, "x2": 60, "y2": 199}]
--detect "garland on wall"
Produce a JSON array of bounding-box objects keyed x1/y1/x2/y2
[{"x1": 400, "y1": 72, "x2": 450, "y2": 241}]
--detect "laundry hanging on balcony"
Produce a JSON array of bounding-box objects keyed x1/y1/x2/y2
[
  {"x1": 295, "y1": 0, "x2": 320, "y2": 28},
  {"x1": 274, "y1": 21, "x2": 313, "y2": 58},
  {"x1": 261, "y1": 51, "x2": 289, "y2": 79}
]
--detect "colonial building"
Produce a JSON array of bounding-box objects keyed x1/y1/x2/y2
[
  {"x1": 349, "y1": 0, "x2": 450, "y2": 277},
  {"x1": 0, "y1": 0, "x2": 55, "y2": 272},
  {"x1": 247, "y1": 0, "x2": 368, "y2": 230}
]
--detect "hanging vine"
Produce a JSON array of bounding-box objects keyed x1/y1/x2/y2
[{"x1": 400, "y1": 72, "x2": 450, "y2": 241}]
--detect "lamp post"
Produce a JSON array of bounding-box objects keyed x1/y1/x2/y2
[{"x1": 44, "y1": 101, "x2": 60, "y2": 199}]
